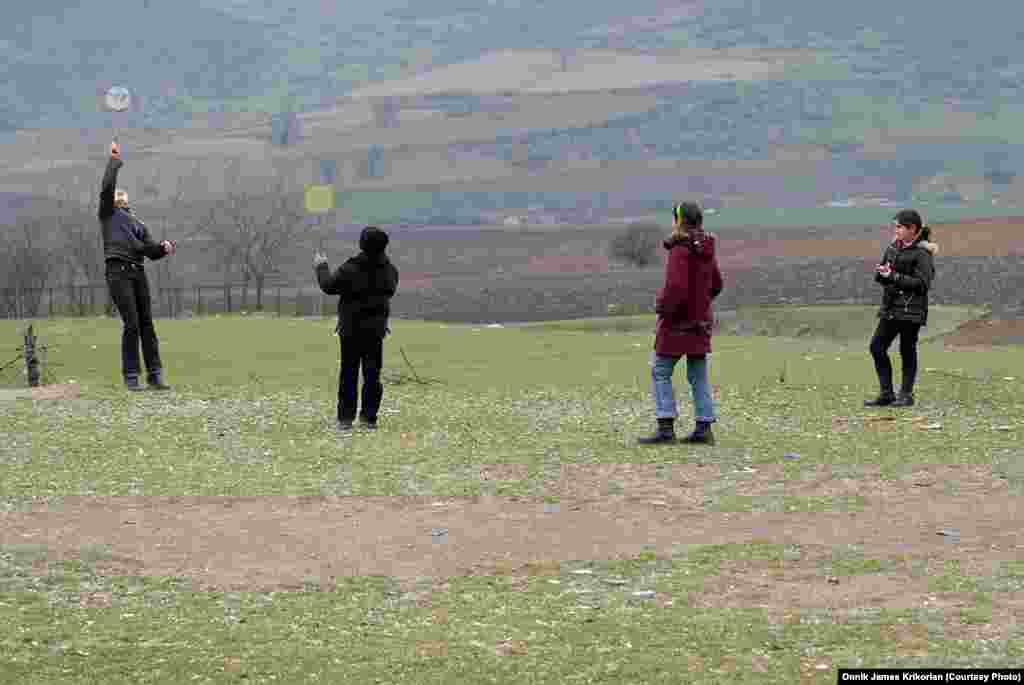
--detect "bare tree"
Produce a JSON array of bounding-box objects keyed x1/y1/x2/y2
[
  {"x1": 608, "y1": 222, "x2": 665, "y2": 268},
  {"x1": 136, "y1": 164, "x2": 197, "y2": 315},
  {"x1": 0, "y1": 218, "x2": 56, "y2": 318},
  {"x1": 207, "y1": 160, "x2": 307, "y2": 311},
  {"x1": 50, "y1": 183, "x2": 108, "y2": 316}
]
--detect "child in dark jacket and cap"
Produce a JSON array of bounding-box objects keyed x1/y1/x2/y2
[
  {"x1": 315, "y1": 226, "x2": 400, "y2": 431},
  {"x1": 865, "y1": 209, "x2": 939, "y2": 408},
  {"x1": 639, "y1": 202, "x2": 724, "y2": 445}
]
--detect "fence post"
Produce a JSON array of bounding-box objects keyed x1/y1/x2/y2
[
  {"x1": 48, "y1": 288, "x2": 53, "y2": 318},
  {"x1": 24, "y1": 325, "x2": 40, "y2": 387},
  {"x1": 277, "y1": 286, "x2": 282, "y2": 317}
]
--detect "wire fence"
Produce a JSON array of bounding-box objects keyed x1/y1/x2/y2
[{"x1": 0, "y1": 284, "x2": 339, "y2": 320}]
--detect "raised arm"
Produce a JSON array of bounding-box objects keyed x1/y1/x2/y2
[
  {"x1": 98, "y1": 157, "x2": 122, "y2": 219},
  {"x1": 316, "y1": 261, "x2": 351, "y2": 296}
]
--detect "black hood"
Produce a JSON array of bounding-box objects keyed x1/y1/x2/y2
[{"x1": 359, "y1": 226, "x2": 389, "y2": 256}]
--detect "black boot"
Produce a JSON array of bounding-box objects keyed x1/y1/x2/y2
[
  {"x1": 638, "y1": 418, "x2": 676, "y2": 445},
  {"x1": 892, "y1": 393, "x2": 915, "y2": 407},
  {"x1": 147, "y1": 370, "x2": 171, "y2": 391},
  {"x1": 864, "y1": 392, "x2": 895, "y2": 407},
  {"x1": 681, "y1": 420, "x2": 715, "y2": 445}
]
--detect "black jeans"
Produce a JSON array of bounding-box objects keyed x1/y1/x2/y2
[
  {"x1": 105, "y1": 260, "x2": 162, "y2": 379},
  {"x1": 338, "y1": 333, "x2": 384, "y2": 422},
  {"x1": 869, "y1": 318, "x2": 922, "y2": 396}
]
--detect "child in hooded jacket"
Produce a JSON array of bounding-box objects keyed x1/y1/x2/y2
[{"x1": 639, "y1": 202, "x2": 724, "y2": 445}]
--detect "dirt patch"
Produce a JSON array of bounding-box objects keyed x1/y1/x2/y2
[
  {"x1": 942, "y1": 318, "x2": 1024, "y2": 347},
  {"x1": 0, "y1": 383, "x2": 81, "y2": 402},
  {"x1": 1, "y1": 467, "x2": 1020, "y2": 598},
  {"x1": 694, "y1": 555, "x2": 1024, "y2": 644},
  {"x1": 725, "y1": 464, "x2": 1011, "y2": 500}
]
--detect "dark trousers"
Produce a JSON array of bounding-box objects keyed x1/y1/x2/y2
[
  {"x1": 869, "y1": 318, "x2": 922, "y2": 396},
  {"x1": 338, "y1": 333, "x2": 384, "y2": 422},
  {"x1": 105, "y1": 261, "x2": 162, "y2": 379}
]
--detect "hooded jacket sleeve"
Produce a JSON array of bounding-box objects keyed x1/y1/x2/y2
[
  {"x1": 316, "y1": 261, "x2": 351, "y2": 296},
  {"x1": 892, "y1": 249, "x2": 935, "y2": 294},
  {"x1": 874, "y1": 246, "x2": 893, "y2": 285},
  {"x1": 655, "y1": 247, "x2": 688, "y2": 316},
  {"x1": 135, "y1": 219, "x2": 168, "y2": 261},
  {"x1": 711, "y1": 259, "x2": 723, "y2": 300},
  {"x1": 98, "y1": 158, "x2": 122, "y2": 220},
  {"x1": 385, "y1": 264, "x2": 399, "y2": 297}
]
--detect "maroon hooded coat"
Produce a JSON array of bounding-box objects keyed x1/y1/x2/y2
[{"x1": 654, "y1": 230, "x2": 724, "y2": 356}]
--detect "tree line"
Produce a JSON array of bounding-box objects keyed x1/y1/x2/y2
[{"x1": 0, "y1": 157, "x2": 327, "y2": 317}]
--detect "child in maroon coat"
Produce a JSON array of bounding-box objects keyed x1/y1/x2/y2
[{"x1": 639, "y1": 202, "x2": 724, "y2": 445}]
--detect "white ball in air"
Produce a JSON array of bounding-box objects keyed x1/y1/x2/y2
[{"x1": 104, "y1": 86, "x2": 131, "y2": 112}]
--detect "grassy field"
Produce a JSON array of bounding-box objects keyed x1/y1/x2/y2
[{"x1": 1, "y1": 310, "x2": 1022, "y2": 683}]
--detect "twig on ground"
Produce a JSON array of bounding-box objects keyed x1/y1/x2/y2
[{"x1": 400, "y1": 347, "x2": 423, "y2": 384}]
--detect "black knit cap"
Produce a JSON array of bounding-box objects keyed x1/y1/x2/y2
[
  {"x1": 673, "y1": 201, "x2": 703, "y2": 227},
  {"x1": 359, "y1": 225, "x2": 389, "y2": 255},
  {"x1": 893, "y1": 209, "x2": 923, "y2": 230}
]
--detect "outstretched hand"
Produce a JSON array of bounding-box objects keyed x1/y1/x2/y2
[
  {"x1": 111, "y1": 141, "x2": 120, "y2": 159},
  {"x1": 161, "y1": 240, "x2": 177, "y2": 256},
  {"x1": 313, "y1": 251, "x2": 328, "y2": 268}
]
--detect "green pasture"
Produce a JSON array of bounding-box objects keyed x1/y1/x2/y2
[{"x1": 1, "y1": 307, "x2": 1021, "y2": 682}]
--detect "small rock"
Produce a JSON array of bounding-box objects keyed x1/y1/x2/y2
[
  {"x1": 783, "y1": 453, "x2": 801, "y2": 460},
  {"x1": 994, "y1": 425, "x2": 1013, "y2": 431},
  {"x1": 827, "y1": 576, "x2": 840, "y2": 585},
  {"x1": 632, "y1": 590, "x2": 656, "y2": 599},
  {"x1": 603, "y1": 577, "x2": 627, "y2": 586},
  {"x1": 571, "y1": 569, "x2": 593, "y2": 576}
]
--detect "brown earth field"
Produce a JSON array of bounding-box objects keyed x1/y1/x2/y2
[{"x1": 1, "y1": 464, "x2": 1022, "y2": 644}]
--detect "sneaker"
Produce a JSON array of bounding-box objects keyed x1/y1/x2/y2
[{"x1": 336, "y1": 419, "x2": 354, "y2": 432}]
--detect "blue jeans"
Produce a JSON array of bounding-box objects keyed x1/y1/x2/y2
[{"x1": 651, "y1": 353, "x2": 716, "y2": 423}]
